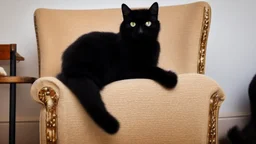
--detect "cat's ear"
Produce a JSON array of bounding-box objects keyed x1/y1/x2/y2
[
  {"x1": 149, "y1": 2, "x2": 159, "y2": 18},
  {"x1": 122, "y1": 3, "x2": 131, "y2": 16}
]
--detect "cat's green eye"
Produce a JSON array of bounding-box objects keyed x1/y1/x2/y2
[
  {"x1": 145, "y1": 21, "x2": 152, "y2": 27},
  {"x1": 130, "y1": 22, "x2": 136, "y2": 27}
]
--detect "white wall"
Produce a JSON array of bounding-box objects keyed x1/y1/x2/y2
[
  {"x1": 205, "y1": 0, "x2": 256, "y2": 117},
  {"x1": 0, "y1": 0, "x2": 255, "y2": 143}
]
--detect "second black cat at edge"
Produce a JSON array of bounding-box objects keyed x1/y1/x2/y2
[{"x1": 57, "y1": 2, "x2": 178, "y2": 134}]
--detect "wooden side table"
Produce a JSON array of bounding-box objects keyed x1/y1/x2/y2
[{"x1": 0, "y1": 44, "x2": 37, "y2": 144}]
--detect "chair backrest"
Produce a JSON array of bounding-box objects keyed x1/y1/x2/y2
[{"x1": 34, "y1": 1, "x2": 211, "y2": 77}]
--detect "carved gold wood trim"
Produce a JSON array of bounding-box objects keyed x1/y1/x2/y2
[
  {"x1": 208, "y1": 92, "x2": 224, "y2": 144},
  {"x1": 34, "y1": 14, "x2": 41, "y2": 77},
  {"x1": 198, "y1": 7, "x2": 210, "y2": 74},
  {"x1": 38, "y1": 87, "x2": 59, "y2": 144}
]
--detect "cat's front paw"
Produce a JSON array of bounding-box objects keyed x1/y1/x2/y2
[
  {"x1": 160, "y1": 71, "x2": 178, "y2": 89},
  {"x1": 99, "y1": 113, "x2": 120, "y2": 134},
  {"x1": 104, "y1": 116, "x2": 120, "y2": 134}
]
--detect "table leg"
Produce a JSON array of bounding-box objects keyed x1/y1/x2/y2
[{"x1": 9, "y1": 44, "x2": 16, "y2": 144}]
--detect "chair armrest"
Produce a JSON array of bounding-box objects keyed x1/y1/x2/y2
[
  {"x1": 30, "y1": 76, "x2": 70, "y2": 143},
  {"x1": 30, "y1": 74, "x2": 225, "y2": 144},
  {"x1": 30, "y1": 76, "x2": 65, "y2": 104}
]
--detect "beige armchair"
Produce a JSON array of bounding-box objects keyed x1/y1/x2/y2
[{"x1": 31, "y1": 1, "x2": 225, "y2": 144}]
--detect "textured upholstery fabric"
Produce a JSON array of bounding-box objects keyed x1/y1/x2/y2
[
  {"x1": 31, "y1": 74, "x2": 224, "y2": 144},
  {"x1": 34, "y1": 1, "x2": 211, "y2": 77},
  {"x1": 31, "y1": 1, "x2": 226, "y2": 144}
]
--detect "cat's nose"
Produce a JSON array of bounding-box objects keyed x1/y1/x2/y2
[{"x1": 138, "y1": 27, "x2": 143, "y2": 34}]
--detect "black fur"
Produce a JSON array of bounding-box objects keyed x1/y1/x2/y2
[
  {"x1": 57, "y1": 2, "x2": 177, "y2": 134},
  {"x1": 227, "y1": 74, "x2": 256, "y2": 143},
  {"x1": 249, "y1": 75, "x2": 256, "y2": 121}
]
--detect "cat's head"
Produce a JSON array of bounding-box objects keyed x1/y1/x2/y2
[{"x1": 120, "y1": 2, "x2": 160, "y2": 41}]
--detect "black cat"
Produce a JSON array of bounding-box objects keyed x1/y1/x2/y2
[
  {"x1": 57, "y1": 2, "x2": 177, "y2": 135},
  {"x1": 226, "y1": 74, "x2": 256, "y2": 143}
]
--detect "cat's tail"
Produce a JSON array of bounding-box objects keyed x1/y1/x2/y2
[
  {"x1": 57, "y1": 73, "x2": 119, "y2": 134},
  {"x1": 249, "y1": 74, "x2": 256, "y2": 120}
]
